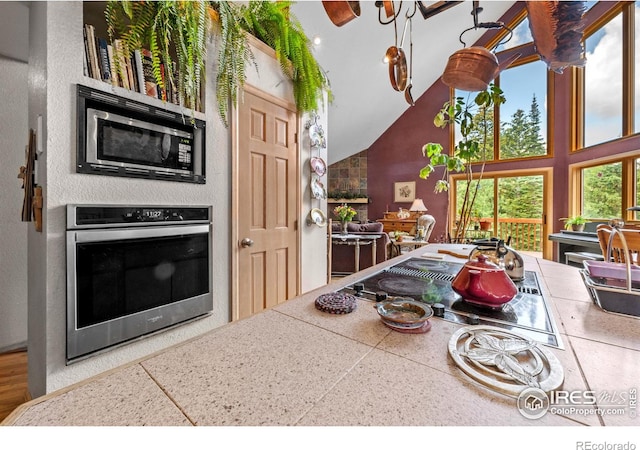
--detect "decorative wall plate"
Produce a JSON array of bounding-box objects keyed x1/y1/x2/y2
[
  {"x1": 309, "y1": 125, "x2": 327, "y2": 149},
  {"x1": 448, "y1": 325, "x2": 564, "y2": 397},
  {"x1": 311, "y1": 175, "x2": 327, "y2": 199},
  {"x1": 310, "y1": 156, "x2": 327, "y2": 176},
  {"x1": 308, "y1": 208, "x2": 327, "y2": 227}
]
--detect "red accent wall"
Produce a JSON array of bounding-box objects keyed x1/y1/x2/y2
[{"x1": 366, "y1": 2, "x2": 640, "y2": 256}]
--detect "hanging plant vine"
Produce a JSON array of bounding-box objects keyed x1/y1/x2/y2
[
  {"x1": 104, "y1": 1, "x2": 331, "y2": 126},
  {"x1": 106, "y1": 0, "x2": 210, "y2": 111}
]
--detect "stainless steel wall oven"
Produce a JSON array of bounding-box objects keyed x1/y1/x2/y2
[{"x1": 66, "y1": 204, "x2": 212, "y2": 363}]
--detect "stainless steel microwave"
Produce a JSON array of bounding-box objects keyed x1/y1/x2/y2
[{"x1": 76, "y1": 85, "x2": 205, "y2": 183}]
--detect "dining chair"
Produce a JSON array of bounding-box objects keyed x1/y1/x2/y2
[{"x1": 596, "y1": 224, "x2": 640, "y2": 265}]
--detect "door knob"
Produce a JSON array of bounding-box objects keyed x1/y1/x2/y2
[{"x1": 240, "y1": 238, "x2": 254, "y2": 248}]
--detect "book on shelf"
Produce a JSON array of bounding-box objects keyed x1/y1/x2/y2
[
  {"x1": 170, "y1": 61, "x2": 179, "y2": 105},
  {"x1": 125, "y1": 52, "x2": 135, "y2": 93},
  {"x1": 96, "y1": 38, "x2": 112, "y2": 83},
  {"x1": 129, "y1": 53, "x2": 139, "y2": 93},
  {"x1": 133, "y1": 49, "x2": 145, "y2": 95},
  {"x1": 106, "y1": 44, "x2": 118, "y2": 87},
  {"x1": 113, "y1": 40, "x2": 130, "y2": 90},
  {"x1": 82, "y1": 25, "x2": 91, "y2": 78},
  {"x1": 84, "y1": 24, "x2": 100, "y2": 80},
  {"x1": 158, "y1": 61, "x2": 167, "y2": 101},
  {"x1": 140, "y1": 48, "x2": 158, "y2": 99}
]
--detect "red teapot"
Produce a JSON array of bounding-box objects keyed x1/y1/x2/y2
[{"x1": 451, "y1": 254, "x2": 517, "y2": 309}]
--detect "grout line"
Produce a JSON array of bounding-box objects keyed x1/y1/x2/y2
[
  {"x1": 561, "y1": 335, "x2": 606, "y2": 426},
  {"x1": 139, "y1": 363, "x2": 197, "y2": 426}
]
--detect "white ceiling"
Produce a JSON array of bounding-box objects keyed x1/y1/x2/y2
[{"x1": 292, "y1": 1, "x2": 514, "y2": 164}]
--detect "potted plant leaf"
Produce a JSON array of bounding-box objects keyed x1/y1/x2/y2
[
  {"x1": 419, "y1": 83, "x2": 505, "y2": 242},
  {"x1": 561, "y1": 215, "x2": 588, "y2": 232}
]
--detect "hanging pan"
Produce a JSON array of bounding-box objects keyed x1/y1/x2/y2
[
  {"x1": 322, "y1": 1, "x2": 361, "y2": 27},
  {"x1": 386, "y1": 7, "x2": 408, "y2": 92}
]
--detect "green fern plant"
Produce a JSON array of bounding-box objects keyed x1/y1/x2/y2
[
  {"x1": 106, "y1": 0, "x2": 209, "y2": 111},
  {"x1": 211, "y1": 1, "x2": 256, "y2": 125},
  {"x1": 104, "y1": 1, "x2": 331, "y2": 125},
  {"x1": 238, "y1": 1, "x2": 331, "y2": 112}
]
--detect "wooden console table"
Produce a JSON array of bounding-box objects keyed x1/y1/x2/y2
[{"x1": 377, "y1": 211, "x2": 421, "y2": 234}]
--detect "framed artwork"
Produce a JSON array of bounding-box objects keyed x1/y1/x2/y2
[{"x1": 394, "y1": 181, "x2": 416, "y2": 203}]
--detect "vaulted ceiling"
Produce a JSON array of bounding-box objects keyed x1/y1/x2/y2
[{"x1": 292, "y1": 1, "x2": 515, "y2": 164}]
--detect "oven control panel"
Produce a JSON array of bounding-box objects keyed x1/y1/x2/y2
[{"x1": 67, "y1": 204, "x2": 211, "y2": 228}]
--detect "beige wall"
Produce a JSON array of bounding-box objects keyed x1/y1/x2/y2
[
  {"x1": 25, "y1": 2, "x2": 327, "y2": 396},
  {"x1": 0, "y1": 56, "x2": 28, "y2": 352}
]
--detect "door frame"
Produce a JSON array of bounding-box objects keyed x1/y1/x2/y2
[
  {"x1": 450, "y1": 167, "x2": 554, "y2": 259},
  {"x1": 230, "y1": 83, "x2": 301, "y2": 321}
]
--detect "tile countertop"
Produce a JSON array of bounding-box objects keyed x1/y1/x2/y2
[{"x1": 2, "y1": 244, "x2": 639, "y2": 427}]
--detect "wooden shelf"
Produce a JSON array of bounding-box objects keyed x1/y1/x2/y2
[{"x1": 327, "y1": 198, "x2": 368, "y2": 204}]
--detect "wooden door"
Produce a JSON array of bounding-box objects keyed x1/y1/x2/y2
[{"x1": 234, "y1": 87, "x2": 299, "y2": 320}]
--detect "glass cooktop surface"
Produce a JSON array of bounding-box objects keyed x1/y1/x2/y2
[{"x1": 339, "y1": 257, "x2": 563, "y2": 348}]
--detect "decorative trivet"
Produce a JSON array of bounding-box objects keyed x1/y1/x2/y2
[
  {"x1": 448, "y1": 325, "x2": 564, "y2": 397},
  {"x1": 315, "y1": 292, "x2": 357, "y2": 314}
]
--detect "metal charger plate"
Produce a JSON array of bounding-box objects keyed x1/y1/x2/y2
[{"x1": 448, "y1": 325, "x2": 564, "y2": 397}]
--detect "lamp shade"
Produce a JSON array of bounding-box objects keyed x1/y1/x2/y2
[{"x1": 409, "y1": 198, "x2": 428, "y2": 212}]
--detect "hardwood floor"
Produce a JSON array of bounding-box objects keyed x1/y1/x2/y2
[{"x1": 0, "y1": 350, "x2": 29, "y2": 423}]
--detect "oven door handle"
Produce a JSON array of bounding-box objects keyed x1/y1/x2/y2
[{"x1": 70, "y1": 224, "x2": 210, "y2": 243}]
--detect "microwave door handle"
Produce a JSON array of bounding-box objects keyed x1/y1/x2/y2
[{"x1": 71, "y1": 224, "x2": 210, "y2": 244}]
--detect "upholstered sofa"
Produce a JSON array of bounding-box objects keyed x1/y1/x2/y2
[{"x1": 330, "y1": 221, "x2": 390, "y2": 275}]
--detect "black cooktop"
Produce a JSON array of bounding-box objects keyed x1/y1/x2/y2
[{"x1": 339, "y1": 257, "x2": 563, "y2": 348}]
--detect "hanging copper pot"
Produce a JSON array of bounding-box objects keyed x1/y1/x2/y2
[
  {"x1": 387, "y1": 15, "x2": 408, "y2": 92},
  {"x1": 441, "y1": 46, "x2": 520, "y2": 92},
  {"x1": 388, "y1": 47, "x2": 407, "y2": 91},
  {"x1": 322, "y1": 1, "x2": 361, "y2": 27}
]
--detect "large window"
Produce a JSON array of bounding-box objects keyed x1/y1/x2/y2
[
  {"x1": 636, "y1": 158, "x2": 640, "y2": 219},
  {"x1": 574, "y1": 156, "x2": 639, "y2": 221},
  {"x1": 452, "y1": 58, "x2": 549, "y2": 162},
  {"x1": 580, "y1": 2, "x2": 639, "y2": 148},
  {"x1": 498, "y1": 61, "x2": 548, "y2": 160},
  {"x1": 635, "y1": 1, "x2": 640, "y2": 134},
  {"x1": 583, "y1": 12, "x2": 623, "y2": 147},
  {"x1": 452, "y1": 171, "x2": 549, "y2": 253},
  {"x1": 582, "y1": 162, "x2": 622, "y2": 218},
  {"x1": 452, "y1": 15, "x2": 550, "y2": 163}
]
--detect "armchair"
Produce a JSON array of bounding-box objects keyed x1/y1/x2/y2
[{"x1": 417, "y1": 214, "x2": 436, "y2": 241}]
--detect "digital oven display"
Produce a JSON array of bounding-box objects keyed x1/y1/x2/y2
[{"x1": 142, "y1": 209, "x2": 165, "y2": 221}]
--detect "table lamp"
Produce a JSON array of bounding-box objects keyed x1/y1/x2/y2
[
  {"x1": 410, "y1": 199, "x2": 428, "y2": 240},
  {"x1": 409, "y1": 199, "x2": 428, "y2": 213}
]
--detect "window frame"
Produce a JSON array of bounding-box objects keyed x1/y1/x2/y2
[
  {"x1": 569, "y1": 153, "x2": 639, "y2": 223},
  {"x1": 448, "y1": 9, "x2": 555, "y2": 164},
  {"x1": 574, "y1": 1, "x2": 637, "y2": 151}
]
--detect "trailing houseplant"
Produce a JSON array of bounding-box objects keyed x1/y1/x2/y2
[
  {"x1": 105, "y1": 1, "x2": 330, "y2": 125},
  {"x1": 419, "y1": 83, "x2": 505, "y2": 242},
  {"x1": 106, "y1": 0, "x2": 210, "y2": 111},
  {"x1": 561, "y1": 215, "x2": 588, "y2": 232}
]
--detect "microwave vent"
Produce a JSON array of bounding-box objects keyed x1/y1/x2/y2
[
  {"x1": 124, "y1": 101, "x2": 151, "y2": 114},
  {"x1": 89, "y1": 91, "x2": 119, "y2": 105},
  {"x1": 155, "y1": 110, "x2": 179, "y2": 121}
]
